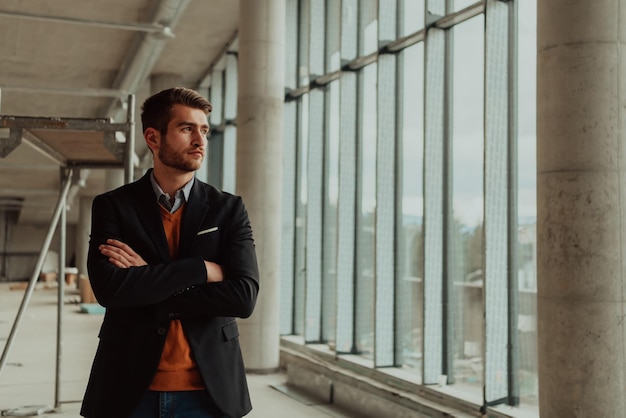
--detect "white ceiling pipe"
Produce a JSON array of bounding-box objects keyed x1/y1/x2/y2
[
  {"x1": 0, "y1": 10, "x2": 174, "y2": 36},
  {"x1": 105, "y1": 0, "x2": 191, "y2": 120}
]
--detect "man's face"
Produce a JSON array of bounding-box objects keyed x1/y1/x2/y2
[{"x1": 157, "y1": 104, "x2": 209, "y2": 172}]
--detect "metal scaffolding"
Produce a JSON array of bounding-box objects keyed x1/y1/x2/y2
[{"x1": 0, "y1": 92, "x2": 135, "y2": 414}]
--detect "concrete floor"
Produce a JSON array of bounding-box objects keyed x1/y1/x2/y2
[{"x1": 0, "y1": 281, "x2": 355, "y2": 418}]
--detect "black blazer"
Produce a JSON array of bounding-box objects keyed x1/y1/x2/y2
[{"x1": 80, "y1": 170, "x2": 259, "y2": 418}]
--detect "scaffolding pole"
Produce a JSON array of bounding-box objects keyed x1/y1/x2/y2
[
  {"x1": 125, "y1": 94, "x2": 136, "y2": 184},
  {"x1": 54, "y1": 168, "x2": 68, "y2": 410},
  {"x1": 0, "y1": 168, "x2": 74, "y2": 377}
]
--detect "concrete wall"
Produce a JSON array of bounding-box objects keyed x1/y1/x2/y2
[{"x1": 1, "y1": 223, "x2": 76, "y2": 281}]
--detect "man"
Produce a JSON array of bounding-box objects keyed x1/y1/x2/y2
[{"x1": 80, "y1": 87, "x2": 259, "y2": 418}]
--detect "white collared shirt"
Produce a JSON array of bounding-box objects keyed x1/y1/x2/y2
[{"x1": 149, "y1": 171, "x2": 194, "y2": 214}]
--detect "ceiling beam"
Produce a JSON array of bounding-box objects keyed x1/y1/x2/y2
[{"x1": 0, "y1": 9, "x2": 174, "y2": 37}]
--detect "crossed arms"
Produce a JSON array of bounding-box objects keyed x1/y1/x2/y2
[
  {"x1": 99, "y1": 238, "x2": 224, "y2": 283},
  {"x1": 87, "y1": 192, "x2": 259, "y2": 319}
]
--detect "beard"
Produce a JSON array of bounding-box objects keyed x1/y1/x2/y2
[{"x1": 158, "y1": 136, "x2": 202, "y2": 172}]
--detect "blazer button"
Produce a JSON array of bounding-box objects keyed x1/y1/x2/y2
[{"x1": 157, "y1": 327, "x2": 166, "y2": 335}]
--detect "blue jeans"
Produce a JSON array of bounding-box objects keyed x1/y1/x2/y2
[{"x1": 128, "y1": 390, "x2": 229, "y2": 418}]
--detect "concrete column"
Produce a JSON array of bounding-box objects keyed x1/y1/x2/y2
[
  {"x1": 133, "y1": 80, "x2": 152, "y2": 177},
  {"x1": 537, "y1": 1, "x2": 626, "y2": 415},
  {"x1": 75, "y1": 195, "x2": 95, "y2": 303},
  {"x1": 105, "y1": 168, "x2": 125, "y2": 190},
  {"x1": 75, "y1": 196, "x2": 92, "y2": 277},
  {"x1": 236, "y1": 0, "x2": 285, "y2": 371}
]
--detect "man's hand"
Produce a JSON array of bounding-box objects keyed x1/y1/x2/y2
[
  {"x1": 100, "y1": 238, "x2": 222, "y2": 283},
  {"x1": 99, "y1": 239, "x2": 147, "y2": 269},
  {"x1": 204, "y1": 261, "x2": 224, "y2": 283}
]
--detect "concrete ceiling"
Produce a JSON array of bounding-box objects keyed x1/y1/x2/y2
[{"x1": 0, "y1": 0, "x2": 238, "y2": 225}]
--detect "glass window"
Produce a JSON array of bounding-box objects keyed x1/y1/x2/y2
[
  {"x1": 309, "y1": 0, "x2": 325, "y2": 78},
  {"x1": 325, "y1": 0, "x2": 341, "y2": 72},
  {"x1": 422, "y1": 25, "x2": 445, "y2": 386},
  {"x1": 517, "y1": 0, "x2": 538, "y2": 410},
  {"x1": 304, "y1": 89, "x2": 325, "y2": 341},
  {"x1": 298, "y1": 0, "x2": 311, "y2": 86},
  {"x1": 285, "y1": 0, "x2": 299, "y2": 90},
  {"x1": 452, "y1": 0, "x2": 481, "y2": 13},
  {"x1": 355, "y1": 63, "x2": 377, "y2": 358},
  {"x1": 224, "y1": 54, "x2": 238, "y2": 121},
  {"x1": 400, "y1": 0, "x2": 425, "y2": 35},
  {"x1": 280, "y1": 0, "x2": 536, "y2": 415},
  {"x1": 322, "y1": 80, "x2": 340, "y2": 343},
  {"x1": 341, "y1": 0, "x2": 358, "y2": 62},
  {"x1": 396, "y1": 42, "x2": 425, "y2": 373},
  {"x1": 374, "y1": 52, "x2": 398, "y2": 367},
  {"x1": 450, "y1": 15, "x2": 484, "y2": 397},
  {"x1": 335, "y1": 72, "x2": 358, "y2": 354},
  {"x1": 378, "y1": 0, "x2": 397, "y2": 44},
  {"x1": 207, "y1": 133, "x2": 223, "y2": 189},
  {"x1": 281, "y1": 101, "x2": 298, "y2": 335},
  {"x1": 221, "y1": 126, "x2": 237, "y2": 193},
  {"x1": 294, "y1": 95, "x2": 310, "y2": 335},
  {"x1": 209, "y1": 69, "x2": 224, "y2": 126},
  {"x1": 359, "y1": 0, "x2": 378, "y2": 57}
]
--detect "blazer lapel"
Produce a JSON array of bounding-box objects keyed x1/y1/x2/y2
[
  {"x1": 178, "y1": 179, "x2": 210, "y2": 257},
  {"x1": 134, "y1": 171, "x2": 171, "y2": 261}
]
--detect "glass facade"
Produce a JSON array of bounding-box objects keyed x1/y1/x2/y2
[
  {"x1": 355, "y1": 62, "x2": 377, "y2": 358},
  {"x1": 396, "y1": 41, "x2": 424, "y2": 373},
  {"x1": 517, "y1": 0, "x2": 538, "y2": 409},
  {"x1": 208, "y1": 0, "x2": 538, "y2": 415},
  {"x1": 450, "y1": 14, "x2": 484, "y2": 396}
]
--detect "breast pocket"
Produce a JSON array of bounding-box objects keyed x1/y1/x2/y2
[
  {"x1": 192, "y1": 227, "x2": 221, "y2": 257},
  {"x1": 196, "y1": 226, "x2": 220, "y2": 236}
]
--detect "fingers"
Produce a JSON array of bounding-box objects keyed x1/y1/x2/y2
[
  {"x1": 99, "y1": 244, "x2": 131, "y2": 268},
  {"x1": 99, "y1": 239, "x2": 147, "y2": 268},
  {"x1": 99, "y1": 241, "x2": 129, "y2": 259},
  {"x1": 105, "y1": 239, "x2": 137, "y2": 256},
  {"x1": 107, "y1": 256, "x2": 128, "y2": 269}
]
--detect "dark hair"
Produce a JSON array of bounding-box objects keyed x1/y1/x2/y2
[{"x1": 141, "y1": 87, "x2": 212, "y2": 134}]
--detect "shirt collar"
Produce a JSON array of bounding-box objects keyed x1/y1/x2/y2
[{"x1": 149, "y1": 171, "x2": 194, "y2": 212}]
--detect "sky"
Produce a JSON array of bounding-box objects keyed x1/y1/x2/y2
[
  {"x1": 398, "y1": 1, "x2": 537, "y2": 226},
  {"x1": 299, "y1": 1, "x2": 538, "y2": 227}
]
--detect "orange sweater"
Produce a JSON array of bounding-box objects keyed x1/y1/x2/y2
[{"x1": 149, "y1": 203, "x2": 205, "y2": 391}]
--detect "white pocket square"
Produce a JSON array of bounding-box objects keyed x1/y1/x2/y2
[{"x1": 197, "y1": 227, "x2": 218, "y2": 235}]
